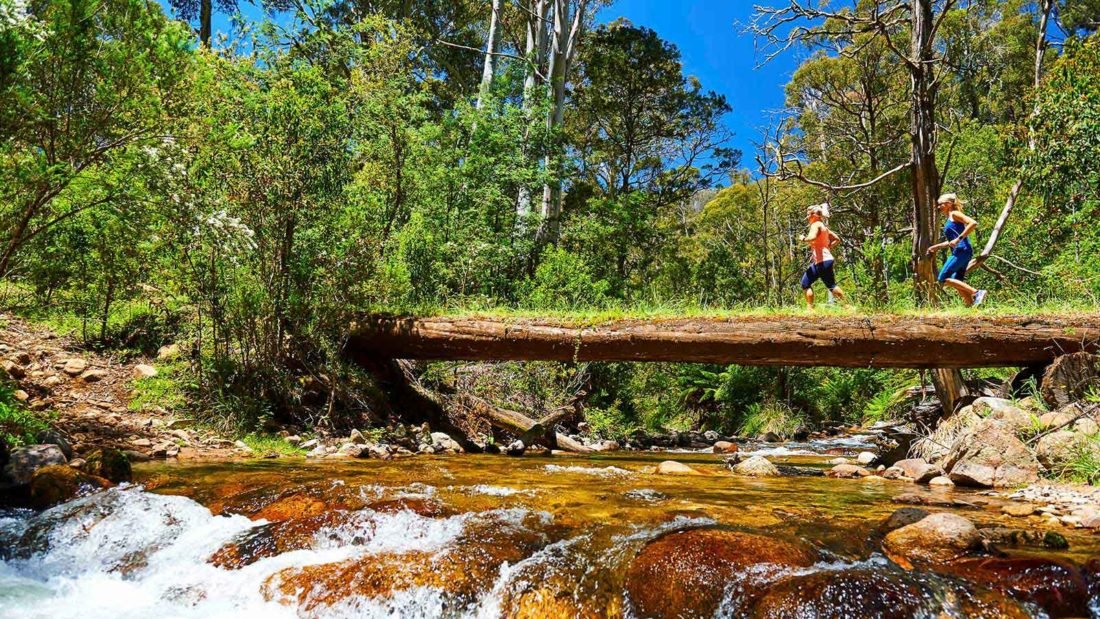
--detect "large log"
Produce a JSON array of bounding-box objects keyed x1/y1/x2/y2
[{"x1": 348, "y1": 314, "x2": 1100, "y2": 369}]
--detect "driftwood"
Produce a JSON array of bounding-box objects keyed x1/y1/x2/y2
[
  {"x1": 349, "y1": 314, "x2": 1100, "y2": 369},
  {"x1": 456, "y1": 393, "x2": 592, "y2": 453}
]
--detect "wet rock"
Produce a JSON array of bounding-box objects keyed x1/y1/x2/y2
[
  {"x1": 712, "y1": 440, "x2": 739, "y2": 454},
  {"x1": 253, "y1": 493, "x2": 331, "y2": 522},
  {"x1": 945, "y1": 420, "x2": 1040, "y2": 488},
  {"x1": 506, "y1": 440, "x2": 526, "y2": 456},
  {"x1": 264, "y1": 511, "x2": 555, "y2": 613},
  {"x1": 749, "y1": 569, "x2": 930, "y2": 619},
  {"x1": 590, "y1": 440, "x2": 620, "y2": 452},
  {"x1": 624, "y1": 528, "x2": 817, "y2": 618},
  {"x1": 1001, "y1": 503, "x2": 1037, "y2": 517},
  {"x1": 826, "y1": 464, "x2": 870, "y2": 479},
  {"x1": 881, "y1": 508, "x2": 930, "y2": 533},
  {"x1": 655, "y1": 460, "x2": 704, "y2": 476},
  {"x1": 133, "y1": 364, "x2": 158, "y2": 379},
  {"x1": 856, "y1": 451, "x2": 877, "y2": 465},
  {"x1": 29, "y1": 465, "x2": 111, "y2": 509},
  {"x1": 1041, "y1": 352, "x2": 1099, "y2": 409},
  {"x1": 892, "y1": 458, "x2": 939, "y2": 483},
  {"x1": 337, "y1": 442, "x2": 368, "y2": 458},
  {"x1": 979, "y1": 527, "x2": 1068, "y2": 550},
  {"x1": 211, "y1": 511, "x2": 354, "y2": 569},
  {"x1": 928, "y1": 475, "x2": 954, "y2": 487},
  {"x1": 732, "y1": 455, "x2": 780, "y2": 477},
  {"x1": 3, "y1": 444, "x2": 67, "y2": 485},
  {"x1": 941, "y1": 557, "x2": 1091, "y2": 618},
  {"x1": 883, "y1": 512, "x2": 981, "y2": 569},
  {"x1": 84, "y1": 448, "x2": 132, "y2": 484}
]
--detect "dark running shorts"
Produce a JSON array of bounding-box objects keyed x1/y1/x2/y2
[
  {"x1": 938, "y1": 248, "x2": 973, "y2": 283},
  {"x1": 801, "y1": 260, "x2": 836, "y2": 290}
]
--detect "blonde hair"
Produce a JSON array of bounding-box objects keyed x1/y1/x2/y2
[
  {"x1": 807, "y1": 203, "x2": 831, "y2": 219},
  {"x1": 937, "y1": 193, "x2": 965, "y2": 209}
]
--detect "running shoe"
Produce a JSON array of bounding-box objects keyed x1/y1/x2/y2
[{"x1": 973, "y1": 289, "x2": 987, "y2": 307}]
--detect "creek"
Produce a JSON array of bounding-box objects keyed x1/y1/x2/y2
[{"x1": 1, "y1": 440, "x2": 1098, "y2": 618}]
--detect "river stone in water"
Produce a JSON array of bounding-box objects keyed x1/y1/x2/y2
[
  {"x1": 655, "y1": 460, "x2": 705, "y2": 476},
  {"x1": 29, "y1": 465, "x2": 111, "y2": 509},
  {"x1": 732, "y1": 455, "x2": 780, "y2": 477},
  {"x1": 939, "y1": 556, "x2": 1092, "y2": 618},
  {"x1": 263, "y1": 510, "x2": 555, "y2": 613},
  {"x1": 624, "y1": 528, "x2": 817, "y2": 618},
  {"x1": 83, "y1": 448, "x2": 132, "y2": 484},
  {"x1": 892, "y1": 458, "x2": 939, "y2": 483},
  {"x1": 883, "y1": 512, "x2": 980, "y2": 569},
  {"x1": 749, "y1": 569, "x2": 930, "y2": 619},
  {"x1": 4, "y1": 444, "x2": 67, "y2": 485}
]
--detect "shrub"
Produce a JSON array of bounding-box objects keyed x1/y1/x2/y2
[{"x1": 522, "y1": 247, "x2": 611, "y2": 311}]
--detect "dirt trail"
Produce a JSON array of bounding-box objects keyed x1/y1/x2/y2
[{"x1": 0, "y1": 313, "x2": 234, "y2": 459}]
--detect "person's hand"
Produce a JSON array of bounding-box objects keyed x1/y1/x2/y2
[
  {"x1": 949, "y1": 239, "x2": 959, "y2": 248},
  {"x1": 926, "y1": 243, "x2": 940, "y2": 255}
]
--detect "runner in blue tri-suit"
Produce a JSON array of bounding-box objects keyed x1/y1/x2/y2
[{"x1": 926, "y1": 193, "x2": 987, "y2": 307}]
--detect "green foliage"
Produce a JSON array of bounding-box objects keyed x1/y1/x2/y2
[
  {"x1": 240, "y1": 433, "x2": 307, "y2": 457},
  {"x1": 739, "y1": 401, "x2": 806, "y2": 438},
  {"x1": 1060, "y1": 436, "x2": 1100, "y2": 484},
  {"x1": 0, "y1": 380, "x2": 50, "y2": 447},
  {"x1": 521, "y1": 247, "x2": 610, "y2": 311},
  {"x1": 130, "y1": 361, "x2": 190, "y2": 413}
]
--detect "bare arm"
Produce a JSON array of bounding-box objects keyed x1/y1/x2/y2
[
  {"x1": 927, "y1": 212, "x2": 979, "y2": 254},
  {"x1": 801, "y1": 222, "x2": 822, "y2": 243},
  {"x1": 828, "y1": 230, "x2": 841, "y2": 248}
]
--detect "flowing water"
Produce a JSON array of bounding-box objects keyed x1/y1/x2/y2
[{"x1": 2, "y1": 445, "x2": 1098, "y2": 618}]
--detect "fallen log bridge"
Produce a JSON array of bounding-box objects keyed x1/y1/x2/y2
[{"x1": 348, "y1": 314, "x2": 1100, "y2": 369}]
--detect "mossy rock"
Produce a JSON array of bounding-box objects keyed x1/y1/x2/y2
[
  {"x1": 29, "y1": 465, "x2": 112, "y2": 509},
  {"x1": 84, "y1": 448, "x2": 132, "y2": 484}
]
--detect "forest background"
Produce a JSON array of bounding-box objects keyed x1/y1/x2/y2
[{"x1": 2, "y1": 0, "x2": 1100, "y2": 443}]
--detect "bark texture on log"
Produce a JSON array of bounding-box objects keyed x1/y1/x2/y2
[{"x1": 348, "y1": 315, "x2": 1100, "y2": 369}]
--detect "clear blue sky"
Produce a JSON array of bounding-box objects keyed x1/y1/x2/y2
[
  {"x1": 170, "y1": 0, "x2": 800, "y2": 171},
  {"x1": 596, "y1": 0, "x2": 801, "y2": 170}
]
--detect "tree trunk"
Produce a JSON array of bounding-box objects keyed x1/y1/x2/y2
[
  {"x1": 476, "y1": 0, "x2": 504, "y2": 110},
  {"x1": 199, "y1": 0, "x2": 212, "y2": 47},
  {"x1": 517, "y1": 0, "x2": 551, "y2": 221}
]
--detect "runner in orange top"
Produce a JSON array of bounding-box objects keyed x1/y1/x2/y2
[{"x1": 799, "y1": 203, "x2": 845, "y2": 309}]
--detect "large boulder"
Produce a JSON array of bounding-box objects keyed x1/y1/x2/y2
[
  {"x1": 883, "y1": 512, "x2": 981, "y2": 569},
  {"x1": 945, "y1": 420, "x2": 1041, "y2": 488},
  {"x1": 1041, "y1": 352, "x2": 1100, "y2": 409},
  {"x1": 624, "y1": 528, "x2": 817, "y2": 618},
  {"x1": 28, "y1": 465, "x2": 111, "y2": 509},
  {"x1": 972, "y1": 398, "x2": 1035, "y2": 435},
  {"x1": 3, "y1": 444, "x2": 67, "y2": 485},
  {"x1": 84, "y1": 448, "x2": 132, "y2": 484},
  {"x1": 732, "y1": 455, "x2": 780, "y2": 477},
  {"x1": 940, "y1": 557, "x2": 1091, "y2": 618}
]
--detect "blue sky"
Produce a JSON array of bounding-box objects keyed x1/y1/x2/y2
[{"x1": 170, "y1": 0, "x2": 800, "y2": 167}]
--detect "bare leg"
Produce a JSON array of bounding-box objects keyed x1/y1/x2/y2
[
  {"x1": 804, "y1": 288, "x2": 814, "y2": 309},
  {"x1": 829, "y1": 286, "x2": 846, "y2": 303},
  {"x1": 943, "y1": 278, "x2": 977, "y2": 306}
]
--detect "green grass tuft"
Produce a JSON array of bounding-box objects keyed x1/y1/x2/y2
[
  {"x1": 0, "y1": 382, "x2": 52, "y2": 447},
  {"x1": 130, "y1": 361, "x2": 190, "y2": 413},
  {"x1": 240, "y1": 433, "x2": 307, "y2": 457}
]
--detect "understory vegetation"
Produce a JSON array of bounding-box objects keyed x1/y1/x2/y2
[{"x1": 2, "y1": 0, "x2": 1099, "y2": 440}]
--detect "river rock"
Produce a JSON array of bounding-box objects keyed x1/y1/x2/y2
[
  {"x1": 656, "y1": 460, "x2": 704, "y2": 476},
  {"x1": 1039, "y1": 410, "x2": 1077, "y2": 431},
  {"x1": 337, "y1": 442, "x2": 368, "y2": 458},
  {"x1": 892, "y1": 458, "x2": 939, "y2": 483},
  {"x1": 929, "y1": 475, "x2": 954, "y2": 487},
  {"x1": 211, "y1": 511, "x2": 355, "y2": 569},
  {"x1": 264, "y1": 510, "x2": 554, "y2": 613},
  {"x1": 945, "y1": 420, "x2": 1040, "y2": 488},
  {"x1": 883, "y1": 512, "x2": 981, "y2": 568},
  {"x1": 881, "y1": 507, "x2": 931, "y2": 533},
  {"x1": 732, "y1": 455, "x2": 780, "y2": 477},
  {"x1": 1041, "y1": 352, "x2": 1100, "y2": 409},
  {"x1": 430, "y1": 432, "x2": 463, "y2": 453},
  {"x1": 826, "y1": 463, "x2": 870, "y2": 479},
  {"x1": 703, "y1": 430, "x2": 719, "y2": 442},
  {"x1": 29, "y1": 465, "x2": 111, "y2": 509},
  {"x1": 625, "y1": 528, "x2": 817, "y2": 618},
  {"x1": 857, "y1": 451, "x2": 877, "y2": 465},
  {"x1": 972, "y1": 398, "x2": 1034, "y2": 435},
  {"x1": 940, "y1": 557, "x2": 1091, "y2": 618},
  {"x1": 749, "y1": 569, "x2": 932, "y2": 618},
  {"x1": 1001, "y1": 503, "x2": 1038, "y2": 517},
  {"x1": 712, "y1": 440, "x2": 739, "y2": 454},
  {"x1": 506, "y1": 440, "x2": 526, "y2": 456},
  {"x1": 591, "y1": 440, "x2": 620, "y2": 452},
  {"x1": 3, "y1": 444, "x2": 67, "y2": 485},
  {"x1": 84, "y1": 448, "x2": 132, "y2": 484},
  {"x1": 79, "y1": 369, "x2": 107, "y2": 383},
  {"x1": 1035, "y1": 430, "x2": 1099, "y2": 470}
]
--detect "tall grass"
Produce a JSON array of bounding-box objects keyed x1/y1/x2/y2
[{"x1": 0, "y1": 381, "x2": 51, "y2": 447}]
